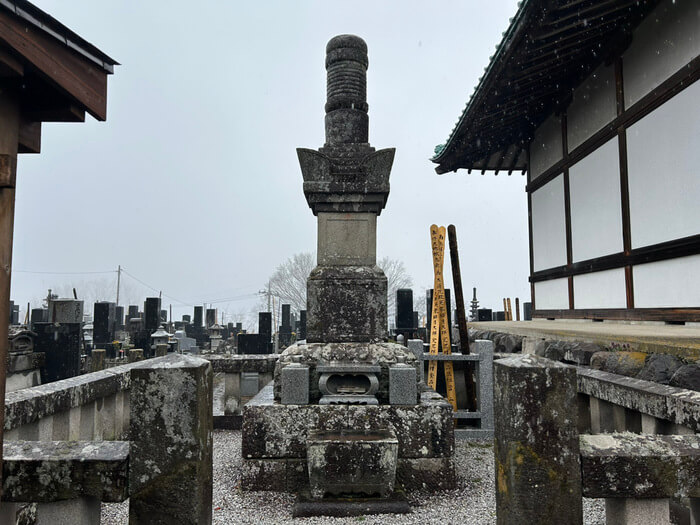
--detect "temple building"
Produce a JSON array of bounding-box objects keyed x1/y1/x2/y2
[{"x1": 432, "y1": 0, "x2": 699, "y2": 322}]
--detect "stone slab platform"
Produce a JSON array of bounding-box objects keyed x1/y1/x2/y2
[
  {"x1": 292, "y1": 490, "x2": 411, "y2": 517},
  {"x1": 471, "y1": 320, "x2": 700, "y2": 360},
  {"x1": 242, "y1": 384, "x2": 455, "y2": 492},
  {"x1": 243, "y1": 385, "x2": 454, "y2": 460}
]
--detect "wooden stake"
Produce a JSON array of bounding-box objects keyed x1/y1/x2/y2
[
  {"x1": 507, "y1": 298, "x2": 512, "y2": 321},
  {"x1": 447, "y1": 224, "x2": 476, "y2": 411},
  {"x1": 515, "y1": 297, "x2": 521, "y2": 321}
]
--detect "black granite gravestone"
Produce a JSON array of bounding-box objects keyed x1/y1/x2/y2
[
  {"x1": 9, "y1": 301, "x2": 19, "y2": 325},
  {"x1": 259, "y1": 312, "x2": 272, "y2": 346},
  {"x1": 160, "y1": 309, "x2": 168, "y2": 323},
  {"x1": 238, "y1": 333, "x2": 270, "y2": 355},
  {"x1": 30, "y1": 308, "x2": 48, "y2": 328},
  {"x1": 128, "y1": 305, "x2": 139, "y2": 321},
  {"x1": 183, "y1": 314, "x2": 191, "y2": 324},
  {"x1": 93, "y1": 302, "x2": 116, "y2": 353},
  {"x1": 193, "y1": 306, "x2": 203, "y2": 327},
  {"x1": 396, "y1": 289, "x2": 414, "y2": 329},
  {"x1": 115, "y1": 306, "x2": 124, "y2": 330},
  {"x1": 34, "y1": 322, "x2": 81, "y2": 383},
  {"x1": 523, "y1": 302, "x2": 532, "y2": 321},
  {"x1": 477, "y1": 309, "x2": 493, "y2": 321},
  {"x1": 412, "y1": 311, "x2": 419, "y2": 329},
  {"x1": 279, "y1": 304, "x2": 293, "y2": 347},
  {"x1": 144, "y1": 297, "x2": 161, "y2": 331}
]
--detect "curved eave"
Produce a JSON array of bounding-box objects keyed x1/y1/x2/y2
[{"x1": 433, "y1": 0, "x2": 659, "y2": 175}]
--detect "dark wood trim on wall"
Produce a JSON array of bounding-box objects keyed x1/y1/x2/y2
[
  {"x1": 530, "y1": 233, "x2": 700, "y2": 283},
  {"x1": 561, "y1": 113, "x2": 574, "y2": 309},
  {"x1": 534, "y1": 308, "x2": 700, "y2": 323},
  {"x1": 615, "y1": 56, "x2": 634, "y2": 309},
  {"x1": 527, "y1": 146, "x2": 535, "y2": 310},
  {"x1": 526, "y1": 54, "x2": 700, "y2": 194}
]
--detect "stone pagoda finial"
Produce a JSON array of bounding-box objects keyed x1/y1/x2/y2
[
  {"x1": 297, "y1": 35, "x2": 395, "y2": 343},
  {"x1": 298, "y1": 35, "x2": 395, "y2": 217}
]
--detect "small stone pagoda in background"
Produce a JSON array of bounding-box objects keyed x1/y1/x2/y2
[{"x1": 242, "y1": 35, "x2": 454, "y2": 511}]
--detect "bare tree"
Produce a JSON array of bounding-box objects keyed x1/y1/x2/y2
[
  {"x1": 266, "y1": 252, "x2": 413, "y2": 321},
  {"x1": 267, "y1": 252, "x2": 315, "y2": 313},
  {"x1": 378, "y1": 256, "x2": 413, "y2": 320}
]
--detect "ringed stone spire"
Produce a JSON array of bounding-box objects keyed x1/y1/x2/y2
[{"x1": 297, "y1": 34, "x2": 395, "y2": 343}]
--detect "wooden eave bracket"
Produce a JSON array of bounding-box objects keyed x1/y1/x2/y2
[{"x1": 18, "y1": 119, "x2": 40, "y2": 154}]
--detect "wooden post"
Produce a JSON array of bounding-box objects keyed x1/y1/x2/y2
[
  {"x1": 515, "y1": 297, "x2": 520, "y2": 321},
  {"x1": 0, "y1": 88, "x2": 20, "y2": 498},
  {"x1": 447, "y1": 225, "x2": 476, "y2": 411},
  {"x1": 506, "y1": 298, "x2": 512, "y2": 321},
  {"x1": 502, "y1": 298, "x2": 507, "y2": 320}
]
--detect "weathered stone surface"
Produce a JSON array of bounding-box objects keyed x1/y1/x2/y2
[
  {"x1": 243, "y1": 385, "x2": 453, "y2": 461},
  {"x1": 4, "y1": 362, "x2": 133, "y2": 431},
  {"x1": 577, "y1": 367, "x2": 700, "y2": 432},
  {"x1": 281, "y1": 364, "x2": 310, "y2": 405},
  {"x1": 563, "y1": 342, "x2": 602, "y2": 365},
  {"x1": 670, "y1": 364, "x2": 700, "y2": 391},
  {"x1": 293, "y1": 491, "x2": 411, "y2": 517},
  {"x1": 395, "y1": 457, "x2": 456, "y2": 490},
  {"x1": 128, "y1": 349, "x2": 143, "y2": 363},
  {"x1": 606, "y1": 351, "x2": 649, "y2": 377},
  {"x1": 306, "y1": 265, "x2": 387, "y2": 343},
  {"x1": 2, "y1": 440, "x2": 129, "y2": 502},
  {"x1": 605, "y1": 498, "x2": 670, "y2": 525},
  {"x1": 204, "y1": 354, "x2": 278, "y2": 374},
  {"x1": 129, "y1": 355, "x2": 213, "y2": 525},
  {"x1": 307, "y1": 429, "x2": 398, "y2": 498},
  {"x1": 35, "y1": 497, "x2": 101, "y2": 525},
  {"x1": 389, "y1": 364, "x2": 417, "y2": 405},
  {"x1": 274, "y1": 342, "x2": 419, "y2": 404},
  {"x1": 494, "y1": 355, "x2": 582, "y2": 525},
  {"x1": 590, "y1": 351, "x2": 610, "y2": 371},
  {"x1": 637, "y1": 353, "x2": 684, "y2": 385},
  {"x1": 7, "y1": 352, "x2": 44, "y2": 373},
  {"x1": 90, "y1": 349, "x2": 106, "y2": 373},
  {"x1": 241, "y1": 456, "x2": 455, "y2": 492},
  {"x1": 580, "y1": 433, "x2": 700, "y2": 498}
]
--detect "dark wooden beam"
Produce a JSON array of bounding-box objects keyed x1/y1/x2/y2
[
  {"x1": 17, "y1": 120, "x2": 40, "y2": 154},
  {"x1": 0, "y1": 47, "x2": 22, "y2": 78},
  {"x1": 25, "y1": 104, "x2": 85, "y2": 123},
  {"x1": 534, "y1": 308, "x2": 700, "y2": 323},
  {"x1": 0, "y1": 10, "x2": 108, "y2": 120}
]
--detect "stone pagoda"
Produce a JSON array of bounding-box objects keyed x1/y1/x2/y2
[{"x1": 242, "y1": 35, "x2": 455, "y2": 507}]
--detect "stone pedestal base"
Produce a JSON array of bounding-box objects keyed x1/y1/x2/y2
[
  {"x1": 241, "y1": 385, "x2": 455, "y2": 492},
  {"x1": 307, "y1": 265, "x2": 387, "y2": 343}
]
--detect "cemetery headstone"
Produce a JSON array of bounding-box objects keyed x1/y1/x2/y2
[{"x1": 144, "y1": 297, "x2": 161, "y2": 331}]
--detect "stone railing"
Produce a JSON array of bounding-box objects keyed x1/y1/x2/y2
[
  {"x1": 204, "y1": 354, "x2": 277, "y2": 429},
  {"x1": 494, "y1": 354, "x2": 700, "y2": 525},
  {"x1": 1, "y1": 355, "x2": 213, "y2": 525}
]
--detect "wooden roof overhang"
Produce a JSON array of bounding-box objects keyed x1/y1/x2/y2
[
  {"x1": 431, "y1": 0, "x2": 659, "y2": 176},
  {"x1": 0, "y1": 0, "x2": 118, "y2": 153}
]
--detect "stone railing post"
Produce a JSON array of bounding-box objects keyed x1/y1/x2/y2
[
  {"x1": 128, "y1": 354, "x2": 213, "y2": 524},
  {"x1": 90, "y1": 349, "x2": 106, "y2": 372},
  {"x1": 494, "y1": 354, "x2": 582, "y2": 524}
]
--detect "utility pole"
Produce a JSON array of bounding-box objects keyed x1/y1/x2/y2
[{"x1": 116, "y1": 265, "x2": 121, "y2": 305}]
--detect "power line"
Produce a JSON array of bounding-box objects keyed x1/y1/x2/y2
[
  {"x1": 120, "y1": 268, "x2": 194, "y2": 307},
  {"x1": 14, "y1": 269, "x2": 117, "y2": 275}
]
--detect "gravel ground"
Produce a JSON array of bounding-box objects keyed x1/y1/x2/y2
[{"x1": 102, "y1": 429, "x2": 605, "y2": 524}]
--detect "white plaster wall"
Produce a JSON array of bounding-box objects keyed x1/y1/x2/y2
[
  {"x1": 567, "y1": 63, "x2": 617, "y2": 151},
  {"x1": 623, "y1": 0, "x2": 700, "y2": 108},
  {"x1": 569, "y1": 137, "x2": 623, "y2": 262},
  {"x1": 634, "y1": 254, "x2": 700, "y2": 308},
  {"x1": 531, "y1": 174, "x2": 567, "y2": 271},
  {"x1": 627, "y1": 79, "x2": 700, "y2": 249},
  {"x1": 534, "y1": 278, "x2": 569, "y2": 310},
  {"x1": 530, "y1": 113, "x2": 563, "y2": 180},
  {"x1": 573, "y1": 268, "x2": 627, "y2": 309}
]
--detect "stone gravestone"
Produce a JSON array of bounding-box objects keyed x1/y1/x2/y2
[
  {"x1": 243, "y1": 36, "x2": 455, "y2": 511},
  {"x1": 279, "y1": 304, "x2": 292, "y2": 347},
  {"x1": 259, "y1": 312, "x2": 272, "y2": 350},
  {"x1": 144, "y1": 297, "x2": 161, "y2": 332},
  {"x1": 34, "y1": 322, "x2": 81, "y2": 383},
  {"x1": 114, "y1": 306, "x2": 124, "y2": 330},
  {"x1": 93, "y1": 302, "x2": 116, "y2": 354},
  {"x1": 299, "y1": 310, "x2": 307, "y2": 341},
  {"x1": 127, "y1": 305, "x2": 139, "y2": 321},
  {"x1": 395, "y1": 289, "x2": 413, "y2": 330}
]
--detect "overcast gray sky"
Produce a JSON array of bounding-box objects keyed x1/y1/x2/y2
[{"x1": 11, "y1": 0, "x2": 528, "y2": 326}]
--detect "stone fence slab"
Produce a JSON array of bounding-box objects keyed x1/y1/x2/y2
[
  {"x1": 204, "y1": 355, "x2": 278, "y2": 374},
  {"x1": 4, "y1": 362, "x2": 136, "y2": 431},
  {"x1": 577, "y1": 368, "x2": 700, "y2": 432},
  {"x1": 2, "y1": 440, "x2": 129, "y2": 502},
  {"x1": 580, "y1": 433, "x2": 700, "y2": 498}
]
